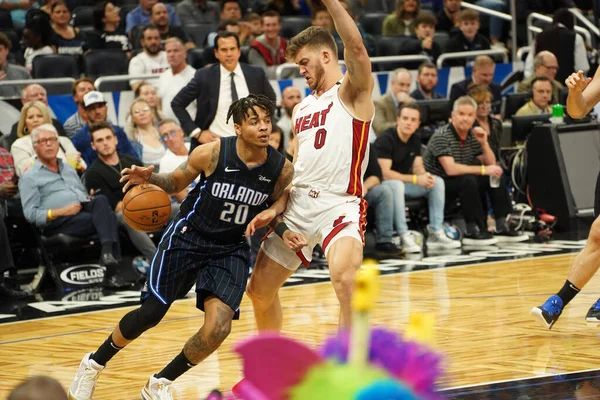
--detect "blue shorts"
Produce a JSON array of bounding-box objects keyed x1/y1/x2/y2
[{"x1": 143, "y1": 218, "x2": 250, "y2": 319}]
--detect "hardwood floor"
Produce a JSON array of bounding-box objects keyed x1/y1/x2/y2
[{"x1": 2, "y1": 253, "x2": 600, "y2": 399}]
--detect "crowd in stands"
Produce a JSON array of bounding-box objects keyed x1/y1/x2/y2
[{"x1": 0, "y1": 0, "x2": 598, "y2": 298}]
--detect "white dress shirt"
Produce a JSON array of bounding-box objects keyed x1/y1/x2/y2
[
  {"x1": 208, "y1": 63, "x2": 250, "y2": 137},
  {"x1": 157, "y1": 64, "x2": 197, "y2": 122}
]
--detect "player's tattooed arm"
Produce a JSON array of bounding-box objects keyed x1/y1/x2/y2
[
  {"x1": 148, "y1": 173, "x2": 178, "y2": 193},
  {"x1": 272, "y1": 159, "x2": 294, "y2": 201}
]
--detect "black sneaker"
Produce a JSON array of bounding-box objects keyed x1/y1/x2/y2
[
  {"x1": 586, "y1": 298, "x2": 600, "y2": 324},
  {"x1": 0, "y1": 279, "x2": 30, "y2": 299},
  {"x1": 375, "y1": 242, "x2": 403, "y2": 256},
  {"x1": 462, "y1": 231, "x2": 499, "y2": 246},
  {"x1": 494, "y1": 229, "x2": 529, "y2": 243}
]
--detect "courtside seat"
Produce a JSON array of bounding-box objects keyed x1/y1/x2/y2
[
  {"x1": 280, "y1": 16, "x2": 311, "y2": 39},
  {"x1": 40, "y1": 233, "x2": 99, "y2": 255}
]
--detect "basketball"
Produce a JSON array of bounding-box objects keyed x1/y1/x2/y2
[{"x1": 122, "y1": 183, "x2": 171, "y2": 232}]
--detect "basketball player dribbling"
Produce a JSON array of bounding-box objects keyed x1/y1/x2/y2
[
  {"x1": 244, "y1": 0, "x2": 375, "y2": 331},
  {"x1": 68, "y1": 95, "x2": 306, "y2": 400},
  {"x1": 531, "y1": 69, "x2": 600, "y2": 329}
]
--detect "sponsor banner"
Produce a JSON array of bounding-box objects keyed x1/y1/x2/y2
[{"x1": 0, "y1": 239, "x2": 584, "y2": 325}]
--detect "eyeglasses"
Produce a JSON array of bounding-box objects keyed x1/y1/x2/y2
[
  {"x1": 160, "y1": 130, "x2": 178, "y2": 141},
  {"x1": 542, "y1": 65, "x2": 559, "y2": 71},
  {"x1": 34, "y1": 137, "x2": 58, "y2": 146},
  {"x1": 133, "y1": 107, "x2": 150, "y2": 115}
]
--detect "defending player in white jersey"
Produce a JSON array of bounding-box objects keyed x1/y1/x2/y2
[{"x1": 244, "y1": 0, "x2": 375, "y2": 330}]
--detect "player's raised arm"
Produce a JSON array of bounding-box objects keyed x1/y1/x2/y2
[
  {"x1": 323, "y1": 0, "x2": 374, "y2": 99},
  {"x1": 120, "y1": 141, "x2": 220, "y2": 193},
  {"x1": 566, "y1": 69, "x2": 600, "y2": 118}
]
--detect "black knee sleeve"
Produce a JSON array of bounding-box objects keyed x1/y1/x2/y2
[{"x1": 119, "y1": 295, "x2": 170, "y2": 340}]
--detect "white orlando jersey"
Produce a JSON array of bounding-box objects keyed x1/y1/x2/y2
[{"x1": 292, "y1": 82, "x2": 371, "y2": 197}]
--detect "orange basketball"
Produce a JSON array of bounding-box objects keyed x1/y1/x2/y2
[{"x1": 122, "y1": 183, "x2": 171, "y2": 232}]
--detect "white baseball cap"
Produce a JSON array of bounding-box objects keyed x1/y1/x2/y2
[{"x1": 83, "y1": 91, "x2": 106, "y2": 108}]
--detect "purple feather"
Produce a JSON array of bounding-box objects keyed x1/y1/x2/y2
[{"x1": 319, "y1": 328, "x2": 444, "y2": 400}]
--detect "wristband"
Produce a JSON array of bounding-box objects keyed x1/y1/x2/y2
[
  {"x1": 481, "y1": 165, "x2": 485, "y2": 176},
  {"x1": 412, "y1": 174, "x2": 417, "y2": 184},
  {"x1": 274, "y1": 222, "x2": 289, "y2": 238},
  {"x1": 47, "y1": 209, "x2": 53, "y2": 221}
]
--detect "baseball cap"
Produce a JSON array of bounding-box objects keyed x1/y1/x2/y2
[{"x1": 83, "y1": 91, "x2": 106, "y2": 108}]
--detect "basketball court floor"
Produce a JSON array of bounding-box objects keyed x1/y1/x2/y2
[{"x1": 1, "y1": 238, "x2": 600, "y2": 399}]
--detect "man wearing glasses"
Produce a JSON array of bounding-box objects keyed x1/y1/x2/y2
[
  {"x1": 18, "y1": 124, "x2": 129, "y2": 288},
  {"x1": 82, "y1": 121, "x2": 157, "y2": 264},
  {"x1": 157, "y1": 119, "x2": 195, "y2": 203},
  {"x1": 517, "y1": 51, "x2": 563, "y2": 104}
]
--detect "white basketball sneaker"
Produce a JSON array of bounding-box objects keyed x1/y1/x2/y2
[
  {"x1": 69, "y1": 352, "x2": 104, "y2": 400},
  {"x1": 141, "y1": 375, "x2": 174, "y2": 400}
]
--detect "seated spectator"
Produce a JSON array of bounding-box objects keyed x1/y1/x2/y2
[
  {"x1": 220, "y1": 0, "x2": 242, "y2": 22},
  {"x1": 248, "y1": 11, "x2": 287, "y2": 79},
  {"x1": 436, "y1": 0, "x2": 460, "y2": 34},
  {"x1": 469, "y1": 84, "x2": 501, "y2": 158},
  {"x1": 261, "y1": 0, "x2": 302, "y2": 16},
  {"x1": 22, "y1": 11, "x2": 54, "y2": 71},
  {"x1": 127, "y1": 98, "x2": 165, "y2": 168},
  {"x1": 410, "y1": 61, "x2": 443, "y2": 100},
  {"x1": 88, "y1": 1, "x2": 131, "y2": 52},
  {"x1": 0, "y1": 32, "x2": 31, "y2": 98},
  {"x1": 135, "y1": 81, "x2": 165, "y2": 122},
  {"x1": 311, "y1": 7, "x2": 332, "y2": 30},
  {"x1": 517, "y1": 51, "x2": 563, "y2": 104},
  {"x1": 50, "y1": 2, "x2": 87, "y2": 57},
  {"x1": 240, "y1": 12, "x2": 263, "y2": 45},
  {"x1": 175, "y1": 0, "x2": 220, "y2": 26},
  {"x1": 524, "y1": 8, "x2": 588, "y2": 84},
  {"x1": 18, "y1": 124, "x2": 127, "y2": 287},
  {"x1": 0, "y1": 146, "x2": 28, "y2": 299},
  {"x1": 157, "y1": 119, "x2": 195, "y2": 202},
  {"x1": 11, "y1": 101, "x2": 84, "y2": 176},
  {"x1": 63, "y1": 78, "x2": 96, "y2": 138},
  {"x1": 150, "y1": 2, "x2": 194, "y2": 49},
  {"x1": 276, "y1": 86, "x2": 301, "y2": 149},
  {"x1": 401, "y1": 11, "x2": 441, "y2": 62},
  {"x1": 71, "y1": 91, "x2": 138, "y2": 165},
  {"x1": 269, "y1": 124, "x2": 285, "y2": 154},
  {"x1": 375, "y1": 103, "x2": 461, "y2": 252},
  {"x1": 363, "y1": 143, "x2": 402, "y2": 256},
  {"x1": 449, "y1": 55, "x2": 501, "y2": 115},
  {"x1": 373, "y1": 68, "x2": 414, "y2": 135},
  {"x1": 128, "y1": 24, "x2": 168, "y2": 90},
  {"x1": 5, "y1": 84, "x2": 67, "y2": 150},
  {"x1": 423, "y1": 96, "x2": 526, "y2": 244},
  {"x1": 382, "y1": 0, "x2": 420, "y2": 36},
  {"x1": 0, "y1": 0, "x2": 36, "y2": 31},
  {"x1": 443, "y1": 9, "x2": 489, "y2": 67},
  {"x1": 125, "y1": 0, "x2": 179, "y2": 34},
  {"x1": 84, "y1": 121, "x2": 157, "y2": 262},
  {"x1": 8, "y1": 375, "x2": 67, "y2": 400},
  {"x1": 515, "y1": 76, "x2": 553, "y2": 116},
  {"x1": 157, "y1": 38, "x2": 196, "y2": 122},
  {"x1": 206, "y1": 19, "x2": 241, "y2": 51}
]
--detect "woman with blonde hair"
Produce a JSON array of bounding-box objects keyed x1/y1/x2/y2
[
  {"x1": 134, "y1": 82, "x2": 164, "y2": 122},
  {"x1": 468, "y1": 84, "x2": 502, "y2": 158},
  {"x1": 11, "y1": 101, "x2": 85, "y2": 176},
  {"x1": 127, "y1": 98, "x2": 165, "y2": 169},
  {"x1": 382, "y1": 0, "x2": 420, "y2": 36}
]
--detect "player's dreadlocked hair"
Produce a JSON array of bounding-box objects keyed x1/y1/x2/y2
[{"x1": 226, "y1": 94, "x2": 275, "y2": 125}]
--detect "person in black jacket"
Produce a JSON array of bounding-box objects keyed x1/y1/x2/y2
[
  {"x1": 449, "y1": 55, "x2": 501, "y2": 116},
  {"x1": 401, "y1": 11, "x2": 441, "y2": 63},
  {"x1": 443, "y1": 9, "x2": 489, "y2": 67},
  {"x1": 83, "y1": 121, "x2": 157, "y2": 262},
  {"x1": 171, "y1": 31, "x2": 276, "y2": 152}
]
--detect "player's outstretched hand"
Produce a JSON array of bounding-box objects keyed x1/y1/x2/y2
[
  {"x1": 120, "y1": 164, "x2": 154, "y2": 192},
  {"x1": 565, "y1": 70, "x2": 592, "y2": 93},
  {"x1": 283, "y1": 231, "x2": 308, "y2": 252},
  {"x1": 245, "y1": 209, "x2": 277, "y2": 237}
]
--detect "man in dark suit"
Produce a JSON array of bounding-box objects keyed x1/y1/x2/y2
[
  {"x1": 449, "y1": 55, "x2": 501, "y2": 115},
  {"x1": 171, "y1": 31, "x2": 276, "y2": 152}
]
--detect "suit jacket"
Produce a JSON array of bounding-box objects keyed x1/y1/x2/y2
[
  {"x1": 449, "y1": 78, "x2": 502, "y2": 115},
  {"x1": 171, "y1": 62, "x2": 276, "y2": 152},
  {"x1": 373, "y1": 93, "x2": 397, "y2": 136},
  {"x1": 515, "y1": 100, "x2": 552, "y2": 116}
]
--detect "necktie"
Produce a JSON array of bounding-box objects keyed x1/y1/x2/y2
[{"x1": 230, "y1": 72, "x2": 238, "y2": 102}]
